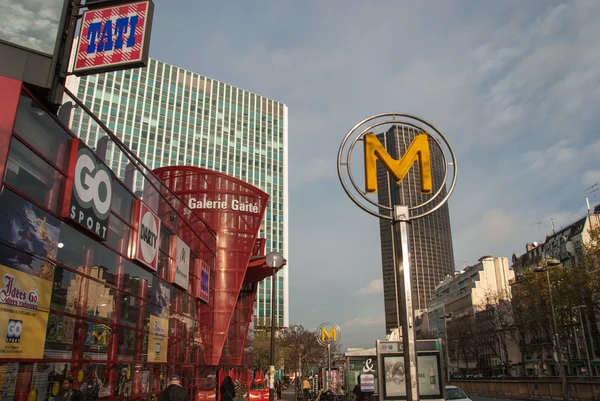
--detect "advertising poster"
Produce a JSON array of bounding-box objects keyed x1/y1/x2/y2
[
  {"x1": 85, "y1": 322, "x2": 111, "y2": 350},
  {"x1": 0, "y1": 263, "x2": 52, "y2": 358},
  {"x1": 199, "y1": 259, "x2": 210, "y2": 303},
  {"x1": 0, "y1": 187, "x2": 59, "y2": 281},
  {"x1": 46, "y1": 314, "x2": 75, "y2": 344},
  {"x1": 173, "y1": 236, "x2": 190, "y2": 289},
  {"x1": 360, "y1": 374, "x2": 375, "y2": 392},
  {"x1": 147, "y1": 314, "x2": 168, "y2": 363},
  {"x1": 382, "y1": 355, "x2": 442, "y2": 398},
  {"x1": 417, "y1": 355, "x2": 441, "y2": 396}
]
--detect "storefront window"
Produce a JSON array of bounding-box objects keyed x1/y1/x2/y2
[
  {"x1": 13, "y1": 94, "x2": 72, "y2": 172},
  {"x1": 106, "y1": 213, "x2": 131, "y2": 254},
  {"x1": 4, "y1": 138, "x2": 65, "y2": 213},
  {"x1": 112, "y1": 180, "x2": 134, "y2": 221},
  {"x1": 57, "y1": 224, "x2": 120, "y2": 287}
]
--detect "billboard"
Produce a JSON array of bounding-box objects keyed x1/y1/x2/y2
[
  {"x1": 169, "y1": 236, "x2": 190, "y2": 290},
  {"x1": 0, "y1": 263, "x2": 52, "y2": 358},
  {"x1": 73, "y1": 0, "x2": 154, "y2": 76}
]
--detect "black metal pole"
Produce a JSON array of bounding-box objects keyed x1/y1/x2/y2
[{"x1": 269, "y1": 269, "x2": 277, "y2": 401}]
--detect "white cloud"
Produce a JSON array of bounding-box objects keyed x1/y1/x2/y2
[
  {"x1": 357, "y1": 280, "x2": 383, "y2": 295},
  {"x1": 343, "y1": 315, "x2": 385, "y2": 327}
]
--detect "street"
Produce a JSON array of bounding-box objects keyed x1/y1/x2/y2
[{"x1": 471, "y1": 395, "x2": 527, "y2": 401}]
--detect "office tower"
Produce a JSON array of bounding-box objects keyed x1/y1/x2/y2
[
  {"x1": 376, "y1": 125, "x2": 455, "y2": 333},
  {"x1": 65, "y1": 59, "x2": 289, "y2": 327}
]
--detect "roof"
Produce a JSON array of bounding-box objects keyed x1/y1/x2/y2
[{"x1": 243, "y1": 255, "x2": 286, "y2": 285}]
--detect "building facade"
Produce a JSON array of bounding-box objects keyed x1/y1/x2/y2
[
  {"x1": 0, "y1": 76, "x2": 278, "y2": 400},
  {"x1": 65, "y1": 59, "x2": 289, "y2": 327},
  {"x1": 376, "y1": 125, "x2": 455, "y2": 332},
  {"x1": 429, "y1": 256, "x2": 518, "y2": 376}
]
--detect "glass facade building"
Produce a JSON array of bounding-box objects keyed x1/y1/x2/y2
[
  {"x1": 0, "y1": 76, "x2": 276, "y2": 400},
  {"x1": 65, "y1": 59, "x2": 289, "y2": 328},
  {"x1": 376, "y1": 126, "x2": 455, "y2": 333}
]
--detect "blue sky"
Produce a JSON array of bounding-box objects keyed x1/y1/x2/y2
[{"x1": 147, "y1": 1, "x2": 600, "y2": 348}]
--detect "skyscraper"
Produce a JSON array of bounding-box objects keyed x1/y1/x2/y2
[
  {"x1": 376, "y1": 125, "x2": 455, "y2": 333},
  {"x1": 65, "y1": 58, "x2": 289, "y2": 327}
]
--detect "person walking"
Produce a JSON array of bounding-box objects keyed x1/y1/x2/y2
[
  {"x1": 220, "y1": 375, "x2": 236, "y2": 401},
  {"x1": 159, "y1": 375, "x2": 189, "y2": 401},
  {"x1": 302, "y1": 377, "x2": 311, "y2": 401},
  {"x1": 275, "y1": 380, "x2": 282, "y2": 401},
  {"x1": 55, "y1": 377, "x2": 84, "y2": 401}
]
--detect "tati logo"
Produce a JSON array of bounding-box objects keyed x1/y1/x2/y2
[
  {"x1": 135, "y1": 201, "x2": 161, "y2": 270},
  {"x1": 0, "y1": 275, "x2": 39, "y2": 310},
  {"x1": 68, "y1": 145, "x2": 113, "y2": 239}
]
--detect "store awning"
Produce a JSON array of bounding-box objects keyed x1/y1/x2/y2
[{"x1": 243, "y1": 255, "x2": 286, "y2": 285}]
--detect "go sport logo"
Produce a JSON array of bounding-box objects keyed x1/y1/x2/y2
[{"x1": 69, "y1": 145, "x2": 113, "y2": 239}]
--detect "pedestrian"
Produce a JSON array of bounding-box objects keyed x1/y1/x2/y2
[
  {"x1": 220, "y1": 375, "x2": 236, "y2": 401},
  {"x1": 159, "y1": 375, "x2": 189, "y2": 401},
  {"x1": 353, "y1": 384, "x2": 364, "y2": 401},
  {"x1": 302, "y1": 377, "x2": 311, "y2": 401},
  {"x1": 275, "y1": 379, "x2": 282, "y2": 401},
  {"x1": 55, "y1": 377, "x2": 84, "y2": 401}
]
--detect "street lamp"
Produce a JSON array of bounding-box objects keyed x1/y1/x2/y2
[
  {"x1": 266, "y1": 251, "x2": 285, "y2": 401},
  {"x1": 534, "y1": 258, "x2": 568, "y2": 401},
  {"x1": 439, "y1": 314, "x2": 451, "y2": 382},
  {"x1": 572, "y1": 305, "x2": 592, "y2": 377}
]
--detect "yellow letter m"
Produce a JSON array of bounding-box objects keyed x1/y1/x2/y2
[
  {"x1": 321, "y1": 327, "x2": 337, "y2": 343},
  {"x1": 363, "y1": 133, "x2": 432, "y2": 194}
]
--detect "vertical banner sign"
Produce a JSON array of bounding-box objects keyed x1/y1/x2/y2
[
  {"x1": 0, "y1": 264, "x2": 52, "y2": 358},
  {"x1": 147, "y1": 314, "x2": 168, "y2": 363},
  {"x1": 132, "y1": 200, "x2": 161, "y2": 271},
  {"x1": 62, "y1": 139, "x2": 113, "y2": 240},
  {"x1": 171, "y1": 236, "x2": 190, "y2": 289},
  {"x1": 199, "y1": 260, "x2": 210, "y2": 303},
  {"x1": 73, "y1": 0, "x2": 154, "y2": 76}
]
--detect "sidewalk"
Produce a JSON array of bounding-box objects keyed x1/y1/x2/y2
[{"x1": 281, "y1": 389, "x2": 299, "y2": 401}]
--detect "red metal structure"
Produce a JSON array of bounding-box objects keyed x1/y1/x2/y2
[
  {"x1": 154, "y1": 166, "x2": 277, "y2": 367},
  {"x1": 0, "y1": 75, "x2": 281, "y2": 400}
]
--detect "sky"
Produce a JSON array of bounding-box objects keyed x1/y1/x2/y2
[{"x1": 129, "y1": 1, "x2": 599, "y2": 348}]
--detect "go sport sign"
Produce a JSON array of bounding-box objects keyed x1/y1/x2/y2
[
  {"x1": 63, "y1": 139, "x2": 113, "y2": 240},
  {"x1": 73, "y1": 0, "x2": 154, "y2": 76}
]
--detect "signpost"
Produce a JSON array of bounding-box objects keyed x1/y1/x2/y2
[
  {"x1": 316, "y1": 322, "x2": 341, "y2": 390},
  {"x1": 337, "y1": 113, "x2": 457, "y2": 401}
]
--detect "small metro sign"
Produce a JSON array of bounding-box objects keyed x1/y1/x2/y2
[{"x1": 73, "y1": 0, "x2": 154, "y2": 76}]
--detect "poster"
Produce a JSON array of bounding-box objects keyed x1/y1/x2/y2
[
  {"x1": 46, "y1": 314, "x2": 75, "y2": 344},
  {"x1": 147, "y1": 314, "x2": 168, "y2": 363},
  {"x1": 172, "y1": 236, "x2": 190, "y2": 289},
  {"x1": 383, "y1": 356, "x2": 406, "y2": 397},
  {"x1": 382, "y1": 355, "x2": 442, "y2": 398},
  {"x1": 0, "y1": 187, "x2": 60, "y2": 281},
  {"x1": 198, "y1": 259, "x2": 210, "y2": 303},
  {"x1": 0, "y1": 263, "x2": 52, "y2": 358},
  {"x1": 417, "y1": 355, "x2": 441, "y2": 397}
]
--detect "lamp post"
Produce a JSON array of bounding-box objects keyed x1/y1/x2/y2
[
  {"x1": 534, "y1": 258, "x2": 568, "y2": 401},
  {"x1": 439, "y1": 314, "x2": 451, "y2": 382},
  {"x1": 266, "y1": 252, "x2": 285, "y2": 401},
  {"x1": 573, "y1": 305, "x2": 592, "y2": 377}
]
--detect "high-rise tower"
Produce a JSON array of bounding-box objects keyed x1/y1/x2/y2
[
  {"x1": 65, "y1": 59, "x2": 289, "y2": 327},
  {"x1": 376, "y1": 125, "x2": 455, "y2": 333}
]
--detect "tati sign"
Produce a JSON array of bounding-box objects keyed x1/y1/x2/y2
[
  {"x1": 132, "y1": 200, "x2": 161, "y2": 271},
  {"x1": 73, "y1": 0, "x2": 154, "y2": 76},
  {"x1": 63, "y1": 139, "x2": 113, "y2": 240}
]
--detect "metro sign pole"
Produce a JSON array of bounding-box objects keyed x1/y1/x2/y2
[{"x1": 337, "y1": 113, "x2": 457, "y2": 401}]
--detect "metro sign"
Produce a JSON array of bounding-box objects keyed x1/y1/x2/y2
[{"x1": 73, "y1": 0, "x2": 154, "y2": 76}]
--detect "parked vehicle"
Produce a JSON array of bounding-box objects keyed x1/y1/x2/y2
[{"x1": 445, "y1": 385, "x2": 471, "y2": 401}]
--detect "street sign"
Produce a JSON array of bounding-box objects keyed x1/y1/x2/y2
[{"x1": 316, "y1": 322, "x2": 341, "y2": 346}]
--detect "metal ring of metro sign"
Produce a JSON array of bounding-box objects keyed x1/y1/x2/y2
[
  {"x1": 336, "y1": 113, "x2": 457, "y2": 221},
  {"x1": 316, "y1": 322, "x2": 341, "y2": 346}
]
